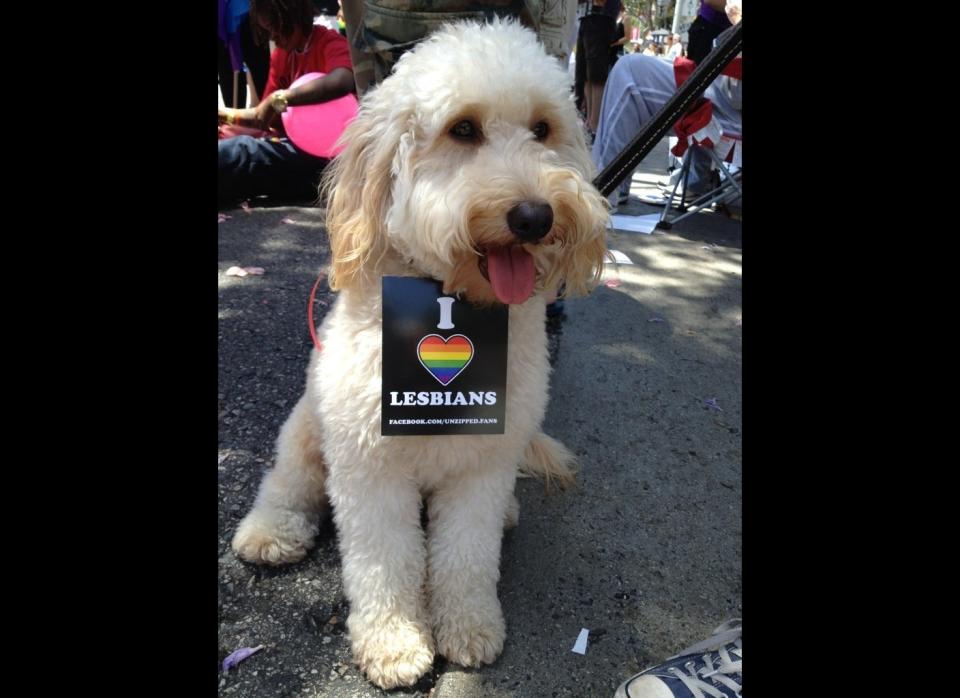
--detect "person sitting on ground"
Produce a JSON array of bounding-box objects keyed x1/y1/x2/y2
[
  {"x1": 592, "y1": 1, "x2": 741, "y2": 210},
  {"x1": 218, "y1": 0, "x2": 355, "y2": 205}
]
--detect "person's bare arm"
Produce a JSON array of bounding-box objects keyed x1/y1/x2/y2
[
  {"x1": 611, "y1": 16, "x2": 633, "y2": 47},
  {"x1": 219, "y1": 106, "x2": 264, "y2": 126},
  {"x1": 284, "y1": 68, "x2": 355, "y2": 107},
  {"x1": 218, "y1": 101, "x2": 279, "y2": 130},
  {"x1": 218, "y1": 69, "x2": 355, "y2": 129}
]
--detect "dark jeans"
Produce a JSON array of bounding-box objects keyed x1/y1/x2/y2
[{"x1": 218, "y1": 136, "x2": 329, "y2": 204}]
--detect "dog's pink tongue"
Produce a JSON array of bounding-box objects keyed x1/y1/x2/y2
[{"x1": 486, "y1": 246, "x2": 535, "y2": 305}]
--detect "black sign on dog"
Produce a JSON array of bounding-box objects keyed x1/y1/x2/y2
[{"x1": 381, "y1": 276, "x2": 507, "y2": 435}]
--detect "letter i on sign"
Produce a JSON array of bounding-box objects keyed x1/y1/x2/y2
[{"x1": 436, "y1": 297, "x2": 455, "y2": 329}]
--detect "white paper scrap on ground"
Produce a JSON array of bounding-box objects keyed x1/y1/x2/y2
[
  {"x1": 607, "y1": 250, "x2": 634, "y2": 265},
  {"x1": 610, "y1": 213, "x2": 660, "y2": 234},
  {"x1": 572, "y1": 628, "x2": 589, "y2": 655}
]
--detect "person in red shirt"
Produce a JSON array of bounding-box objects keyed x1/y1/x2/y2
[{"x1": 219, "y1": 0, "x2": 355, "y2": 204}]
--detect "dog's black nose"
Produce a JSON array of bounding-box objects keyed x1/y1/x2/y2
[{"x1": 507, "y1": 201, "x2": 554, "y2": 242}]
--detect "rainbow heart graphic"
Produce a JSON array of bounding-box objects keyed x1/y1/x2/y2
[{"x1": 417, "y1": 334, "x2": 474, "y2": 386}]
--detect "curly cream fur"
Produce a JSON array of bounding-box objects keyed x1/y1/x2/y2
[{"x1": 234, "y1": 19, "x2": 609, "y2": 689}]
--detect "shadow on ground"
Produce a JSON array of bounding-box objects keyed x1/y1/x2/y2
[{"x1": 218, "y1": 200, "x2": 741, "y2": 697}]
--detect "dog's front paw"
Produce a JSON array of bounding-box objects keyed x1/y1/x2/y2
[
  {"x1": 352, "y1": 617, "x2": 436, "y2": 689},
  {"x1": 231, "y1": 509, "x2": 315, "y2": 565},
  {"x1": 435, "y1": 605, "x2": 505, "y2": 667}
]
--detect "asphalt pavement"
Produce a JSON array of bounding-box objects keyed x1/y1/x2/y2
[{"x1": 218, "y1": 136, "x2": 741, "y2": 698}]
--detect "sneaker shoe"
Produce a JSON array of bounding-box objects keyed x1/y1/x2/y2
[
  {"x1": 614, "y1": 619, "x2": 741, "y2": 698},
  {"x1": 637, "y1": 192, "x2": 670, "y2": 206},
  {"x1": 657, "y1": 184, "x2": 710, "y2": 201}
]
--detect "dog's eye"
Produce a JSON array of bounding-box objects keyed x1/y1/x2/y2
[
  {"x1": 450, "y1": 120, "x2": 481, "y2": 142},
  {"x1": 532, "y1": 121, "x2": 550, "y2": 141}
]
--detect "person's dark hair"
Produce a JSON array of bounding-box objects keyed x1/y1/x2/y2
[{"x1": 250, "y1": 0, "x2": 314, "y2": 45}]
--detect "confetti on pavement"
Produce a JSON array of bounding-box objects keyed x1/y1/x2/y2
[
  {"x1": 225, "y1": 266, "x2": 266, "y2": 277},
  {"x1": 222, "y1": 645, "x2": 265, "y2": 673},
  {"x1": 606, "y1": 250, "x2": 634, "y2": 265},
  {"x1": 572, "y1": 628, "x2": 590, "y2": 655},
  {"x1": 704, "y1": 398, "x2": 723, "y2": 412}
]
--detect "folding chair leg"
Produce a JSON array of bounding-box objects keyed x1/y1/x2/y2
[
  {"x1": 703, "y1": 147, "x2": 742, "y2": 198},
  {"x1": 659, "y1": 148, "x2": 693, "y2": 227},
  {"x1": 679, "y1": 156, "x2": 693, "y2": 210},
  {"x1": 657, "y1": 145, "x2": 743, "y2": 228}
]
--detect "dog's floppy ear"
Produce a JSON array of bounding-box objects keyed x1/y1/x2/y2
[
  {"x1": 322, "y1": 88, "x2": 411, "y2": 291},
  {"x1": 540, "y1": 166, "x2": 610, "y2": 298}
]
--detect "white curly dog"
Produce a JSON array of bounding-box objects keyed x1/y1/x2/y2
[{"x1": 232, "y1": 19, "x2": 609, "y2": 689}]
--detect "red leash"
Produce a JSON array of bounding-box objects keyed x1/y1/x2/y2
[{"x1": 307, "y1": 270, "x2": 326, "y2": 352}]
